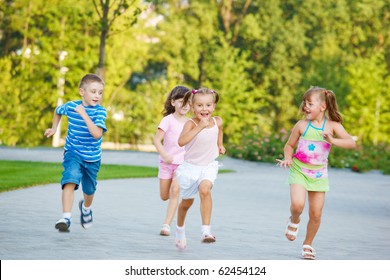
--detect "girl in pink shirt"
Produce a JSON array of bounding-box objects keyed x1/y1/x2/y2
[
  {"x1": 153, "y1": 86, "x2": 190, "y2": 236},
  {"x1": 175, "y1": 87, "x2": 225, "y2": 250}
]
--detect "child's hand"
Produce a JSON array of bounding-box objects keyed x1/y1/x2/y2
[
  {"x1": 276, "y1": 158, "x2": 292, "y2": 168},
  {"x1": 199, "y1": 118, "x2": 210, "y2": 128},
  {"x1": 162, "y1": 154, "x2": 173, "y2": 164},
  {"x1": 44, "y1": 128, "x2": 56, "y2": 138},
  {"x1": 75, "y1": 104, "x2": 87, "y2": 116},
  {"x1": 322, "y1": 132, "x2": 334, "y2": 145},
  {"x1": 219, "y1": 145, "x2": 226, "y2": 155}
]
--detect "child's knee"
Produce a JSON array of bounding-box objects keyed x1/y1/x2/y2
[
  {"x1": 308, "y1": 210, "x2": 322, "y2": 222},
  {"x1": 63, "y1": 183, "x2": 77, "y2": 191},
  {"x1": 199, "y1": 181, "x2": 212, "y2": 197},
  {"x1": 160, "y1": 192, "x2": 169, "y2": 201},
  {"x1": 291, "y1": 203, "x2": 304, "y2": 215},
  {"x1": 170, "y1": 184, "x2": 180, "y2": 198}
]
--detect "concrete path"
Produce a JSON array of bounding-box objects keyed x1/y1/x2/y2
[{"x1": 0, "y1": 146, "x2": 389, "y2": 260}]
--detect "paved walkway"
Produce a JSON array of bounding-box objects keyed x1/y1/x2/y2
[{"x1": 0, "y1": 146, "x2": 389, "y2": 260}]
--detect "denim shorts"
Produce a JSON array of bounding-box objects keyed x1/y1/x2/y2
[{"x1": 61, "y1": 150, "x2": 101, "y2": 195}]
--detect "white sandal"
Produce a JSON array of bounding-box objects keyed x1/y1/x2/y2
[
  {"x1": 160, "y1": 224, "x2": 170, "y2": 236},
  {"x1": 301, "y1": 244, "x2": 316, "y2": 260},
  {"x1": 201, "y1": 234, "x2": 216, "y2": 243},
  {"x1": 285, "y1": 216, "x2": 299, "y2": 241}
]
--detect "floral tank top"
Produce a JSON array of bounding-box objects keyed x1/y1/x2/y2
[{"x1": 293, "y1": 119, "x2": 331, "y2": 179}]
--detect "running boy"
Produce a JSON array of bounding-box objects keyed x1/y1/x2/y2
[{"x1": 44, "y1": 73, "x2": 107, "y2": 232}]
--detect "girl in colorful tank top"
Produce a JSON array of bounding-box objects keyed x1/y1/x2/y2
[
  {"x1": 292, "y1": 118, "x2": 331, "y2": 188},
  {"x1": 277, "y1": 86, "x2": 356, "y2": 260}
]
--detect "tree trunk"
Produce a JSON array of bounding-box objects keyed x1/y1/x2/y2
[{"x1": 97, "y1": 28, "x2": 107, "y2": 81}]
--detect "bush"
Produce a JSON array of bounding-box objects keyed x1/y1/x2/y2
[
  {"x1": 227, "y1": 132, "x2": 390, "y2": 175},
  {"x1": 329, "y1": 144, "x2": 390, "y2": 174},
  {"x1": 227, "y1": 130, "x2": 288, "y2": 163}
]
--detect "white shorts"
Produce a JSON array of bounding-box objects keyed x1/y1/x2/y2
[{"x1": 176, "y1": 161, "x2": 219, "y2": 199}]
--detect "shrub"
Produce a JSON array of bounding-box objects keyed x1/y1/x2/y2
[
  {"x1": 227, "y1": 132, "x2": 390, "y2": 175},
  {"x1": 227, "y1": 130, "x2": 288, "y2": 163}
]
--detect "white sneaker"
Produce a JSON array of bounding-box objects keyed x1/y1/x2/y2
[
  {"x1": 55, "y1": 218, "x2": 71, "y2": 232},
  {"x1": 79, "y1": 200, "x2": 93, "y2": 229}
]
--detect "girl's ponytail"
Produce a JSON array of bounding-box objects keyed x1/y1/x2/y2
[
  {"x1": 302, "y1": 86, "x2": 343, "y2": 123},
  {"x1": 324, "y1": 90, "x2": 343, "y2": 123}
]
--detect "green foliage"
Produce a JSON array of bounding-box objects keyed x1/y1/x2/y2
[
  {"x1": 0, "y1": 0, "x2": 99, "y2": 147},
  {"x1": 227, "y1": 130, "x2": 288, "y2": 163},
  {"x1": 345, "y1": 53, "x2": 390, "y2": 145},
  {"x1": 0, "y1": 0, "x2": 389, "y2": 148},
  {"x1": 328, "y1": 144, "x2": 390, "y2": 174}
]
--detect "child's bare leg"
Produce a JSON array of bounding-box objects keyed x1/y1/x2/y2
[
  {"x1": 175, "y1": 198, "x2": 194, "y2": 250},
  {"x1": 163, "y1": 178, "x2": 180, "y2": 226},
  {"x1": 83, "y1": 193, "x2": 94, "y2": 208},
  {"x1": 303, "y1": 191, "x2": 325, "y2": 246},
  {"x1": 159, "y1": 179, "x2": 172, "y2": 201},
  {"x1": 199, "y1": 180, "x2": 215, "y2": 242},
  {"x1": 55, "y1": 183, "x2": 76, "y2": 231},
  {"x1": 62, "y1": 183, "x2": 76, "y2": 212},
  {"x1": 199, "y1": 180, "x2": 213, "y2": 225},
  {"x1": 177, "y1": 199, "x2": 194, "y2": 227},
  {"x1": 286, "y1": 184, "x2": 306, "y2": 240}
]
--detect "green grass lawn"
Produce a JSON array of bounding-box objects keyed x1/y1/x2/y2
[
  {"x1": 0, "y1": 160, "x2": 233, "y2": 193},
  {"x1": 0, "y1": 160, "x2": 158, "y2": 193}
]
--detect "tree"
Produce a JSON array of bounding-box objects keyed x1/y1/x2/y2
[
  {"x1": 92, "y1": 0, "x2": 141, "y2": 81},
  {"x1": 0, "y1": 0, "x2": 99, "y2": 146},
  {"x1": 0, "y1": 0, "x2": 388, "y2": 147},
  {"x1": 345, "y1": 53, "x2": 390, "y2": 145}
]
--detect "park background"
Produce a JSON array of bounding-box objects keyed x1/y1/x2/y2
[{"x1": 0, "y1": 0, "x2": 389, "y2": 174}]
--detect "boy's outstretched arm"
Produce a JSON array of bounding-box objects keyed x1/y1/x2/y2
[{"x1": 44, "y1": 111, "x2": 62, "y2": 138}]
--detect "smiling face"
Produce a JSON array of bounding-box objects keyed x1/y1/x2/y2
[
  {"x1": 302, "y1": 93, "x2": 326, "y2": 120},
  {"x1": 191, "y1": 93, "x2": 216, "y2": 120},
  {"x1": 79, "y1": 81, "x2": 104, "y2": 107},
  {"x1": 172, "y1": 97, "x2": 190, "y2": 116}
]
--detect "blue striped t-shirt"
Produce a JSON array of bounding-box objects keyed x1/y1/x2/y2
[{"x1": 56, "y1": 100, "x2": 107, "y2": 162}]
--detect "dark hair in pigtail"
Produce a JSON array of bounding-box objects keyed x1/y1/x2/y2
[
  {"x1": 301, "y1": 86, "x2": 343, "y2": 123},
  {"x1": 181, "y1": 89, "x2": 194, "y2": 108},
  {"x1": 162, "y1": 86, "x2": 190, "y2": 116}
]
